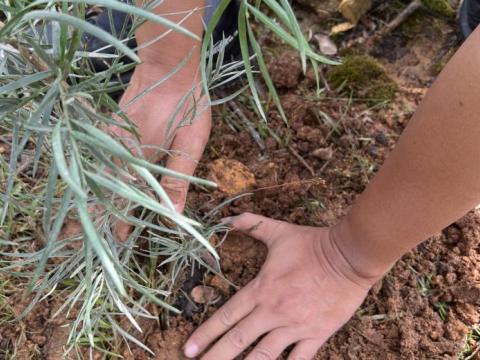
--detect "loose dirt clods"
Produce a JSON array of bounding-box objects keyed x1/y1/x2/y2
[{"x1": 1, "y1": 1, "x2": 476, "y2": 359}]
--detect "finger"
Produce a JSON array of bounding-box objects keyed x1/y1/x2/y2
[
  {"x1": 184, "y1": 286, "x2": 255, "y2": 358},
  {"x1": 287, "y1": 339, "x2": 320, "y2": 360},
  {"x1": 244, "y1": 328, "x2": 297, "y2": 360},
  {"x1": 161, "y1": 109, "x2": 211, "y2": 213},
  {"x1": 113, "y1": 219, "x2": 132, "y2": 243},
  {"x1": 201, "y1": 309, "x2": 276, "y2": 360},
  {"x1": 225, "y1": 212, "x2": 286, "y2": 246}
]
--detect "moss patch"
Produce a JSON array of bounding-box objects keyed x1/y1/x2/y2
[
  {"x1": 328, "y1": 55, "x2": 397, "y2": 105},
  {"x1": 422, "y1": 0, "x2": 454, "y2": 17}
]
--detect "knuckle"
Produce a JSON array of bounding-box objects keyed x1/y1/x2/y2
[
  {"x1": 252, "y1": 348, "x2": 275, "y2": 360},
  {"x1": 219, "y1": 304, "x2": 234, "y2": 327},
  {"x1": 162, "y1": 178, "x2": 188, "y2": 199},
  {"x1": 236, "y1": 212, "x2": 250, "y2": 224},
  {"x1": 227, "y1": 328, "x2": 246, "y2": 348},
  {"x1": 162, "y1": 177, "x2": 188, "y2": 189}
]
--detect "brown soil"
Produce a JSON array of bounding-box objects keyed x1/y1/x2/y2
[
  {"x1": 137, "y1": 3, "x2": 475, "y2": 359},
  {"x1": 2, "y1": 2, "x2": 477, "y2": 360}
]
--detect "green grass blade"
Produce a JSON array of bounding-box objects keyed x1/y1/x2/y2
[
  {"x1": 27, "y1": 188, "x2": 73, "y2": 294},
  {"x1": 72, "y1": 121, "x2": 216, "y2": 187},
  {"x1": 238, "y1": 2, "x2": 266, "y2": 121},
  {"x1": 52, "y1": 122, "x2": 86, "y2": 200},
  {"x1": 246, "y1": 18, "x2": 287, "y2": 122},
  {"x1": 21, "y1": 11, "x2": 140, "y2": 63},
  {"x1": 76, "y1": 198, "x2": 126, "y2": 297},
  {"x1": 0, "y1": 71, "x2": 51, "y2": 94},
  {"x1": 200, "y1": 0, "x2": 231, "y2": 100}
]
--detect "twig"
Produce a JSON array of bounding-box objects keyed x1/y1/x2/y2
[
  {"x1": 219, "y1": 90, "x2": 266, "y2": 152},
  {"x1": 252, "y1": 178, "x2": 324, "y2": 192},
  {"x1": 465, "y1": 345, "x2": 480, "y2": 360},
  {"x1": 366, "y1": 0, "x2": 422, "y2": 50},
  {"x1": 318, "y1": 159, "x2": 332, "y2": 174},
  {"x1": 16, "y1": 155, "x2": 33, "y2": 174},
  {"x1": 287, "y1": 144, "x2": 316, "y2": 176},
  {"x1": 378, "y1": 0, "x2": 422, "y2": 38}
]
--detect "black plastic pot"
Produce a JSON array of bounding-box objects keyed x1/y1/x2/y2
[
  {"x1": 83, "y1": 1, "x2": 242, "y2": 86},
  {"x1": 459, "y1": 0, "x2": 480, "y2": 40}
]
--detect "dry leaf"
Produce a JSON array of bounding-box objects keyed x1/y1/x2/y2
[
  {"x1": 312, "y1": 147, "x2": 334, "y2": 161},
  {"x1": 330, "y1": 21, "x2": 356, "y2": 34},
  {"x1": 338, "y1": 0, "x2": 372, "y2": 24},
  {"x1": 314, "y1": 34, "x2": 338, "y2": 55}
]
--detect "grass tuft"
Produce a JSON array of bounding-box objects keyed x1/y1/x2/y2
[{"x1": 328, "y1": 55, "x2": 397, "y2": 105}]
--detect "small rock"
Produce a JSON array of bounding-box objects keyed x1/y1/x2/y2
[
  {"x1": 367, "y1": 145, "x2": 378, "y2": 157},
  {"x1": 375, "y1": 132, "x2": 389, "y2": 145},
  {"x1": 191, "y1": 286, "x2": 220, "y2": 304},
  {"x1": 312, "y1": 147, "x2": 333, "y2": 161},
  {"x1": 314, "y1": 34, "x2": 338, "y2": 56},
  {"x1": 445, "y1": 272, "x2": 457, "y2": 285}
]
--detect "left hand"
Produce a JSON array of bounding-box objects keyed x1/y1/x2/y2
[
  {"x1": 184, "y1": 213, "x2": 378, "y2": 360},
  {"x1": 113, "y1": 61, "x2": 212, "y2": 212},
  {"x1": 109, "y1": 60, "x2": 211, "y2": 240}
]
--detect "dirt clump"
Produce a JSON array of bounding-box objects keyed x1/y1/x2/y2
[
  {"x1": 208, "y1": 158, "x2": 256, "y2": 195},
  {"x1": 267, "y1": 49, "x2": 303, "y2": 89},
  {"x1": 139, "y1": 317, "x2": 194, "y2": 360}
]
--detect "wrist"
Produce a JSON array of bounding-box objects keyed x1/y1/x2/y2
[
  {"x1": 127, "y1": 57, "x2": 201, "y2": 95},
  {"x1": 138, "y1": 43, "x2": 201, "y2": 69},
  {"x1": 312, "y1": 228, "x2": 379, "y2": 292},
  {"x1": 136, "y1": 1, "x2": 204, "y2": 68},
  {"x1": 328, "y1": 218, "x2": 393, "y2": 282}
]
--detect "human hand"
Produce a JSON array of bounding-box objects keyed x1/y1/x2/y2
[
  {"x1": 184, "y1": 213, "x2": 379, "y2": 359},
  {"x1": 110, "y1": 60, "x2": 211, "y2": 240}
]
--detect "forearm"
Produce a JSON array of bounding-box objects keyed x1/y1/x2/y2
[
  {"x1": 135, "y1": 1, "x2": 205, "y2": 80},
  {"x1": 118, "y1": 1, "x2": 207, "y2": 138},
  {"x1": 333, "y1": 27, "x2": 480, "y2": 279}
]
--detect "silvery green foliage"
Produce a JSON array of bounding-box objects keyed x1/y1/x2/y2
[
  {"x1": 0, "y1": 0, "x2": 334, "y2": 356},
  {"x1": 0, "y1": 1, "x2": 226, "y2": 355}
]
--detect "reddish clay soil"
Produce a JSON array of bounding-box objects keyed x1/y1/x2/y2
[
  {"x1": 133, "y1": 4, "x2": 477, "y2": 359},
  {"x1": 2, "y1": 2, "x2": 478, "y2": 360}
]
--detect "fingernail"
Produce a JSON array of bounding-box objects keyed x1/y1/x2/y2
[
  {"x1": 174, "y1": 204, "x2": 183, "y2": 214},
  {"x1": 184, "y1": 343, "x2": 198, "y2": 358}
]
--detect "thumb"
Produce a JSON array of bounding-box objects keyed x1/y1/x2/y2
[{"x1": 224, "y1": 212, "x2": 285, "y2": 247}]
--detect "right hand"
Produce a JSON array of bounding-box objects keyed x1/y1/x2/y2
[{"x1": 184, "y1": 213, "x2": 380, "y2": 359}]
